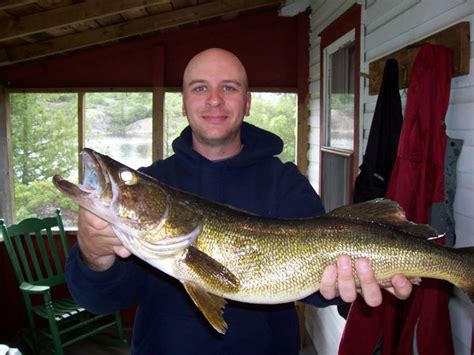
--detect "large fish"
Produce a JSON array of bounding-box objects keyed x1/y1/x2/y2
[{"x1": 53, "y1": 148, "x2": 474, "y2": 334}]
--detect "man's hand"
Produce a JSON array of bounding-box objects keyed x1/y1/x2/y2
[
  {"x1": 319, "y1": 254, "x2": 412, "y2": 307},
  {"x1": 77, "y1": 208, "x2": 131, "y2": 271}
]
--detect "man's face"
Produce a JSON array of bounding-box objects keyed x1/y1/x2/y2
[{"x1": 182, "y1": 50, "x2": 251, "y2": 150}]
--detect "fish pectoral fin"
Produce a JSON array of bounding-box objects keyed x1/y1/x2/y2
[
  {"x1": 180, "y1": 246, "x2": 240, "y2": 293},
  {"x1": 182, "y1": 281, "x2": 228, "y2": 334}
]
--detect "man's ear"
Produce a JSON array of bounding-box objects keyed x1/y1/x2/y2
[
  {"x1": 245, "y1": 92, "x2": 251, "y2": 117},
  {"x1": 182, "y1": 104, "x2": 186, "y2": 117}
]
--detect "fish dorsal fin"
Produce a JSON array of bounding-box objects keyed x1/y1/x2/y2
[
  {"x1": 326, "y1": 198, "x2": 438, "y2": 239},
  {"x1": 182, "y1": 281, "x2": 228, "y2": 334}
]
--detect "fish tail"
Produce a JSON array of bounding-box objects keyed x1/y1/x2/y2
[{"x1": 454, "y1": 247, "x2": 474, "y2": 301}]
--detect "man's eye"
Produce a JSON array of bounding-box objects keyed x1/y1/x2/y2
[
  {"x1": 223, "y1": 86, "x2": 237, "y2": 92},
  {"x1": 192, "y1": 86, "x2": 207, "y2": 93}
]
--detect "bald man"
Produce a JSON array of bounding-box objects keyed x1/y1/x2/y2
[{"x1": 67, "y1": 48, "x2": 411, "y2": 354}]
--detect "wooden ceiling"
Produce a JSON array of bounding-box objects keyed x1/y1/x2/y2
[{"x1": 0, "y1": 0, "x2": 282, "y2": 67}]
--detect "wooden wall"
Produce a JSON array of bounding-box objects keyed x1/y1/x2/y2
[{"x1": 0, "y1": 10, "x2": 308, "y2": 96}]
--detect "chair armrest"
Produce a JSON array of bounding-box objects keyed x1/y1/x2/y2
[{"x1": 19, "y1": 281, "x2": 50, "y2": 294}]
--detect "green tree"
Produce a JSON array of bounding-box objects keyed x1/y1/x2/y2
[
  {"x1": 87, "y1": 92, "x2": 152, "y2": 133},
  {"x1": 247, "y1": 93, "x2": 297, "y2": 163},
  {"x1": 10, "y1": 93, "x2": 79, "y2": 223},
  {"x1": 164, "y1": 93, "x2": 188, "y2": 157},
  {"x1": 11, "y1": 93, "x2": 78, "y2": 183}
]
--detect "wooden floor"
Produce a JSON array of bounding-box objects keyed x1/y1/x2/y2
[
  {"x1": 64, "y1": 328, "x2": 318, "y2": 355},
  {"x1": 9, "y1": 328, "x2": 317, "y2": 354}
]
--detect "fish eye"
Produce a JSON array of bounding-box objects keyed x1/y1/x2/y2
[{"x1": 119, "y1": 169, "x2": 137, "y2": 185}]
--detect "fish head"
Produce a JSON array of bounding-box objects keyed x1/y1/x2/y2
[{"x1": 53, "y1": 148, "x2": 169, "y2": 234}]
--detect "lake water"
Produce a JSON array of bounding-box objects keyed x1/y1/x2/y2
[{"x1": 85, "y1": 134, "x2": 153, "y2": 170}]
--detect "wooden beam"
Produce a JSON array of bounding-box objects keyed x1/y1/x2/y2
[
  {"x1": 0, "y1": 0, "x2": 36, "y2": 11},
  {"x1": 1, "y1": 0, "x2": 281, "y2": 66},
  {"x1": 0, "y1": 0, "x2": 169, "y2": 41},
  {"x1": 0, "y1": 87, "x2": 15, "y2": 224}
]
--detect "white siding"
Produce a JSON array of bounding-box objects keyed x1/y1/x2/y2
[
  {"x1": 281, "y1": 0, "x2": 474, "y2": 353},
  {"x1": 361, "y1": 2, "x2": 474, "y2": 354}
]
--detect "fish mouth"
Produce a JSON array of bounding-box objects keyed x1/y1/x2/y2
[{"x1": 52, "y1": 148, "x2": 111, "y2": 207}]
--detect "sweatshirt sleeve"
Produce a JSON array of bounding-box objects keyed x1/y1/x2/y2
[
  {"x1": 65, "y1": 243, "x2": 143, "y2": 314},
  {"x1": 274, "y1": 162, "x2": 325, "y2": 219}
]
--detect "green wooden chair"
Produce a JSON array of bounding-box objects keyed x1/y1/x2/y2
[{"x1": 0, "y1": 209, "x2": 127, "y2": 355}]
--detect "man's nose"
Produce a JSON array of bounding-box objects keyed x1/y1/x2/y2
[{"x1": 206, "y1": 88, "x2": 223, "y2": 106}]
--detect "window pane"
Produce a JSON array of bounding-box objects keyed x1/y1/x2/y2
[
  {"x1": 322, "y1": 151, "x2": 349, "y2": 211},
  {"x1": 10, "y1": 93, "x2": 78, "y2": 227},
  {"x1": 247, "y1": 93, "x2": 297, "y2": 164},
  {"x1": 328, "y1": 43, "x2": 354, "y2": 150},
  {"x1": 164, "y1": 92, "x2": 188, "y2": 158},
  {"x1": 163, "y1": 92, "x2": 297, "y2": 164},
  {"x1": 85, "y1": 92, "x2": 153, "y2": 169}
]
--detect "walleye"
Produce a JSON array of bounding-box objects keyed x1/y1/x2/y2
[{"x1": 53, "y1": 148, "x2": 474, "y2": 334}]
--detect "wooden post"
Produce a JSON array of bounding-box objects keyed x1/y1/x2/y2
[
  {"x1": 152, "y1": 87, "x2": 164, "y2": 161},
  {"x1": 0, "y1": 86, "x2": 15, "y2": 224},
  {"x1": 78, "y1": 92, "x2": 85, "y2": 182},
  {"x1": 152, "y1": 45, "x2": 165, "y2": 162},
  {"x1": 296, "y1": 12, "x2": 310, "y2": 176}
]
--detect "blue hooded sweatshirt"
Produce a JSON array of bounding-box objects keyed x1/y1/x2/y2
[{"x1": 66, "y1": 122, "x2": 338, "y2": 355}]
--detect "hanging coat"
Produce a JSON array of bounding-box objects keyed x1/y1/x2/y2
[
  {"x1": 339, "y1": 43, "x2": 454, "y2": 355},
  {"x1": 353, "y1": 59, "x2": 403, "y2": 202}
]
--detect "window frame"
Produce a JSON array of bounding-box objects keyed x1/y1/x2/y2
[
  {"x1": 0, "y1": 86, "x2": 305, "y2": 227},
  {"x1": 319, "y1": 4, "x2": 361, "y2": 208}
]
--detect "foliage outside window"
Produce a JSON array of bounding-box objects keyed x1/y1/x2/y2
[
  {"x1": 164, "y1": 92, "x2": 189, "y2": 158},
  {"x1": 246, "y1": 93, "x2": 297, "y2": 164},
  {"x1": 10, "y1": 93, "x2": 78, "y2": 227},
  {"x1": 85, "y1": 92, "x2": 153, "y2": 170}
]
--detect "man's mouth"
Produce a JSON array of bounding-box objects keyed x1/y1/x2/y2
[{"x1": 202, "y1": 114, "x2": 228, "y2": 122}]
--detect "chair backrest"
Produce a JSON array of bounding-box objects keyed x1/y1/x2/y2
[{"x1": 0, "y1": 209, "x2": 69, "y2": 288}]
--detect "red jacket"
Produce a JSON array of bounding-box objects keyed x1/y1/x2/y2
[{"x1": 339, "y1": 43, "x2": 454, "y2": 354}]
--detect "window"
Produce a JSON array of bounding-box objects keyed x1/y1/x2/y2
[
  {"x1": 247, "y1": 92, "x2": 297, "y2": 164},
  {"x1": 10, "y1": 93, "x2": 78, "y2": 227},
  {"x1": 327, "y1": 42, "x2": 355, "y2": 150},
  {"x1": 6, "y1": 90, "x2": 298, "y2": 227},
  {"x1": 164, "y1": 92, "x2": 188, "y2": 158},
  {"x1": 321, "y1": 28, "x2": 359, "y2": 211},
  {"x1": 85, "y1": 92, "x2": 153, "y2": 170}
]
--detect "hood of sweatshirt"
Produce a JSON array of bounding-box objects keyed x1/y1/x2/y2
[{"x1": 171, "y1": 122, "x2": 283, "y2": 167}]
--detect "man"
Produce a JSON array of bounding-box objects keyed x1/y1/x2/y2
[{"x1": 66, "y1": 48, "x2": 412, "y2": 354}]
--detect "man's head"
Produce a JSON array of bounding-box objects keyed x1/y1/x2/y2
[{"x1": 182, "y1": 48, "x2": 251, "y2": 159}]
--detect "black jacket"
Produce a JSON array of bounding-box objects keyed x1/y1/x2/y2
[{"x1": 353, "y1": 59, "x2": 403, "y2": 203}]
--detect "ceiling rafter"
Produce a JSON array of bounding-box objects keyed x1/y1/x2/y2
[
  {"x1": 0, "y1": 0, "x2": 169, "y2": 42},
  {"x1": 0, "y1": 0, "x2": 36, "y2": 11},
  {"x1": 0, "y1": 0, "x2": 280, "y2": 66}
]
